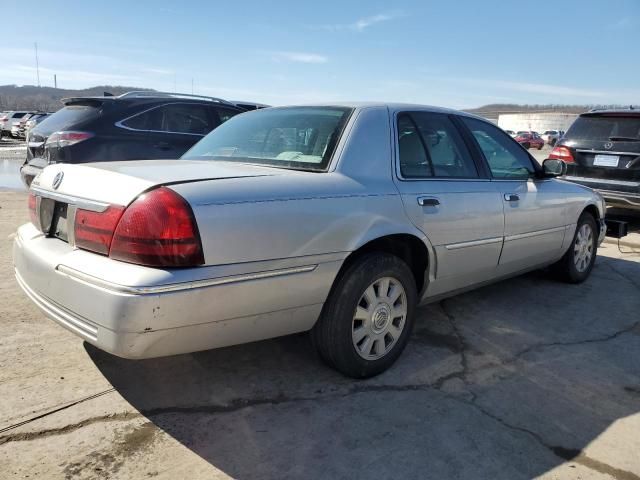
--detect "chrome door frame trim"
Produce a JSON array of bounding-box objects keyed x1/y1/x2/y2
[
  {"x1": 114, "y1": 102, "x2": 209, "y2": 137},
  {"x1": 56, "y1": 264, "x2": 318, "y2": 295}
]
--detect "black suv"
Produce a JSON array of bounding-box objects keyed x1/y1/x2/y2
[
  {"x1": 550, "y1": 108, "x2": 640, "y2": 212},
  {"x1": 21, "y1": 92, "x2": 248, "y2": 187}
]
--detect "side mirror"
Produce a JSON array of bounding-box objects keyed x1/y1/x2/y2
[{"x1": 542, "y1": 158, "x2": 567, "y2": 177}]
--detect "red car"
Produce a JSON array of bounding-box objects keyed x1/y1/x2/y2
[{"x1": 514, "y1": 131, "x2": 544, "y2": 150}]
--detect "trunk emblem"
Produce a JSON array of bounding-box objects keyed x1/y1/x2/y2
[
  {"x1": 604, "y1": 142, "x2": 613, "y2": 150},
  {"x1": 52, "y1": 172, "x2": 64, "y2": 190}
]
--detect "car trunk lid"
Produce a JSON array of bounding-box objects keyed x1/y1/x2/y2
[{"x1": 31, "y1": 159, "x2": 279, "y2": 207}]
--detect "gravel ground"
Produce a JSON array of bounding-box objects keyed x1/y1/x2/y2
[{"x1": 0, "y1": 190, "x2": 639, "y2": 479}]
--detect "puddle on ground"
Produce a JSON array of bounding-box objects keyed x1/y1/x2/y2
[{"x1": 0, "y1": 158, "x2": 26, "y2": 190}]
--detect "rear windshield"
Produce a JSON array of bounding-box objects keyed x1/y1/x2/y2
[
  {"x1": 34, "y1": 104, "x2": 101, "y2": 135},
  {"x1": 567, "y1": 115, "x2": 640, "y2": 141},
  {"x1": 182, "y1": 107, "x2": 352, "y2": 171}
]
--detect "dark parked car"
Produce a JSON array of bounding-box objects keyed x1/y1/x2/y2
[
  {"x1": 514, "y1": 131, "x2": 544, "y2": 150},
  {"x1": 549, "y1": 108, "x2": 640, "y2": 212},
  {"x1": 20, "y1": 92, "x2": 246, "y2": 186}
]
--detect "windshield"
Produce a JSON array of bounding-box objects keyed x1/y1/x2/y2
[
  {"x1": 182, "y1": 106, "x2": 353, "y2": 171},
  {"x1": 567, "y1": 115, "x2": 640, "y2": 140}
]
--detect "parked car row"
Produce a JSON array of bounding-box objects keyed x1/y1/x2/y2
[
  {"x1": 502, "y1": 129, "x2": 565, "y2": 147},
  {"x1": 15, "y1": 99, "x2": 619, "y2": 379},
  {"x1": 0, "y1": 111, "x2": 53, "y2": 140}
]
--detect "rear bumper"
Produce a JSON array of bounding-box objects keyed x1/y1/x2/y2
[
  {"x1": 564, "y1": 176, "x2": 640, "y2": 210},
  {"x1": 13, "y1": 223, "x2": 340, "y2": 359},
  {"x1": 20, "y1": 157, "x2": 47, "y2": 187}
]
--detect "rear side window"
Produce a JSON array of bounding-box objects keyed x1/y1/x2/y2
[
  {"x1": 566, "y1": 115, "x2": 640, "y2": 141},
  {"x1": 122, "y1": 103, "x2": 216, "y2": 135},
  {"x1": 34, "y1": 105, "x2": 100, "y2": 135},
  {"x1": 216, "y1": 107, "x2": 240, "y2": 124},
  {"x1": 397, "y1": 112, "x2": 478, "y2": 178},
  {"x1": 462, "y1": 117, "x2": 535, "y2": 179}
]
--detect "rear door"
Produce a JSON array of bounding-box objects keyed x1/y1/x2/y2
[
  {"x1": 561, "y1": 113, "x2": 640, "y2": 190},
  {"x1": 461, "y1": 117, "x2": 568, "y2": 274},
  {"x1": 392, "y1": 111, "x2": 505, "y2": 296}
]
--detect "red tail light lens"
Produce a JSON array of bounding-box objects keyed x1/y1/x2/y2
[
  {"x1": 28, "y1": 193, "x2": 38, "y2": 227},
  {"x1": 74, "y1": 206, "x2": 125, "y2": 255},
  {"x1": 548, "y1": 146, "x2": 575, "y2": 163},
  {"x1": 46, "y1": 131, "x2": 94, "y2": 148},
  {"x1": 109, "y1": 187, "x2": 204, "y2": 267}
]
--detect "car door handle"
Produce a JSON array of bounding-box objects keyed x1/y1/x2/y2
[
  {"x1": 417, "y1": 196, "x2": 440, "y2": 206},
  {"x1": 504, "y1": 193, "x2": 520, "y2": 202}
]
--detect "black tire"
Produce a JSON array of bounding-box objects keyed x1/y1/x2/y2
[
  {"x1": 552, "y1": 212, "x2": 598, "y2": 283},
  {"x1": 523, "y1": 142, "x2": 531, "y2": 149},
  {"x1": 537, "y1": 143, "x2": 543, "y2": 150},
  {"x1": 311, "y1": 253, "x2": 417, "y2": 378}
]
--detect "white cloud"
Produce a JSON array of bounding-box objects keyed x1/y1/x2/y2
[
  {"x1": 318, "y1": 12, "x2": 404, "y2": 32},
  {"x1": 270, "y1": 51, "x2": 328, "y2": 64}
]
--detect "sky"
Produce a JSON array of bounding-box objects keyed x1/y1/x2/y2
[{"x1": 1, "y1": 0, "x2": 639, "y2": 108}]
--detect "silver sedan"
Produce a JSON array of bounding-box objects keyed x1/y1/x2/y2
[{"x1": 13, "y1": 103, "x2": 607, "y2": 378}]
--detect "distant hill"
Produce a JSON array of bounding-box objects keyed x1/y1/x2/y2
[
  {"x1": 0, "y1": 85, "x2": 155, "y2": 112},
  {"x1": 465, "y1": 103, "x2": 637, "y2": 116}
]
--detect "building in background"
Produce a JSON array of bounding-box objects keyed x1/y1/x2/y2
[{"x1": 497, "y1": 112, "x2": 578, "y2": 133}]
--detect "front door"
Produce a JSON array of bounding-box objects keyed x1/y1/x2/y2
[
  {"x1": 460, "y1": 117, "x2": 567, "y2": 274},
  {"x1": 392, "y1": 111, "x2": 505, "y2": 297}
]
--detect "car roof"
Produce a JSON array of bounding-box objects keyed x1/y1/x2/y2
[
  {"x1": 582, "y1": 108, "x2": 640, "y2": 117},
  {"x1": 264, "y1": 102, "x2": 488, "y2": 120}
]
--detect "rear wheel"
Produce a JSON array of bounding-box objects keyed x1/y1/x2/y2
[
  {"x1": 552, "y1": 212, "x2": 598, "y2": 283},
  {"x1": 522, "y1": 142, "x2": 531, "y2": 149},
  {"x1": 537, "y1": 143, "x2": 543, "y2": 150},
  {"x1": 312, "y1": 253, "x2": 417, "y2": 378}
]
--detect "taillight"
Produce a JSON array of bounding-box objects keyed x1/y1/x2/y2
[
  {"x1": 548, "y1": 146, "x2": 575, "y2": 163},
  {"x1": 46, "y1": 131, "x2": 94, "y2": 148},
  {"x1": 109, "y1": 187, "x2": 204, "y2": 267},
  {"x1": 28, "y1": 193, "x2": 38, "y2": 227},
  {"x1": 74, "y1": 206, "x2": 125, "y2": 255}
]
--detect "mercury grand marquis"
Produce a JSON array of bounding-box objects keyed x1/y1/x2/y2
[{"x1": 13, "y1": 103, "x2": 606, "y2": 378}]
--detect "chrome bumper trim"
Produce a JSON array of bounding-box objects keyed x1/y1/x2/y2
[{"x1": 56, "y1": 264, "x2": 318, "y2": 295}]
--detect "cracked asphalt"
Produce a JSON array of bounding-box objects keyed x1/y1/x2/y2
[{"x1": 1, "y1": 190, "x2": 639, "y2": 480}]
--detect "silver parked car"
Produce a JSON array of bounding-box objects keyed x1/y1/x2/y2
[{"x1": 13, "y1": 103, "x2": 607, "y2": 378}]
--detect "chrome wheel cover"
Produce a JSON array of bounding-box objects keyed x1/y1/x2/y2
[
  {"x1": 352, "y1": 277, "x2": 407, "y2": 360},
  {"x1": 573, "y1": 223, "x2": 594, "y2": 273}
]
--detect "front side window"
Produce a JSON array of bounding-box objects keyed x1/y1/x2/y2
[
  {"x1": 462, "y1": 117, "x2": 536, "y2": 179},
  {"x1": 398, "y1": 112, "x2": 477, "y2": 178},
  {"x1": 182, "y1": 107, "x2": 352, "y2": 171},
  {"x1": 121, "y1": 103, "x2": 215, "y2": 135}
]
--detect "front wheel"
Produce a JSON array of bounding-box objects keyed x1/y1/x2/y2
[
  {"x1": 311, "y1": 253, "x2": 417, "y2": 378},
  {"x1": 537, "y1": 143, "x2": 543, "y2": 150},
  {"x1": 522, "y1": 142, "x2": 531, "y2": 149},
  {"x1": 552, "y1": 212, "x2": 598, "y2": 283}
]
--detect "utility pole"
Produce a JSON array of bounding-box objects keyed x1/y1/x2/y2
[
  {"x1": 34, "y1": 42, "x2": 41, "y2": 87},
  {"x1": 54, "y1": 74, "x2": 57, "y2": 89}
]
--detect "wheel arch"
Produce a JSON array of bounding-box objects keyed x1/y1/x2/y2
[{"x1": 335, "y1": 233, "x2": 432, "y2": 296}]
